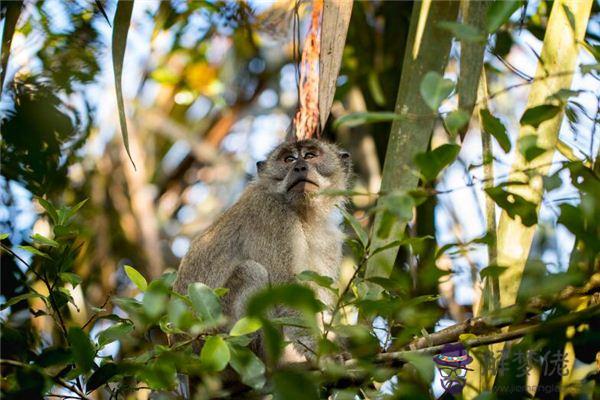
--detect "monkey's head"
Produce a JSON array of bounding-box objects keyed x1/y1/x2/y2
[{"x1": 255, "y1": 139, "x2": 351, "y2": 210}]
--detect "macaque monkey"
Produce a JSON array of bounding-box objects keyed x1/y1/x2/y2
[{"x1": 173, "y1": 139, "x2": 351, "y2": 357}]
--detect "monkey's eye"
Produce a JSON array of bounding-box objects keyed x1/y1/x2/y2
[
  {"x1": 303, "y1": 152, "x2": 317, "y2": 160},
  {"x1": 284, "y1": 155, "x2": 296, "y2": 163}
]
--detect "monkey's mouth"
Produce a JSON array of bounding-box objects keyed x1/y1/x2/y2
[{"x1": 288, "y1": 178, "x2": 320, "y2": 193}]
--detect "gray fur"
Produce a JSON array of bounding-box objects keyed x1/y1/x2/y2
[{"x1": 173, "y1": 139, "x2": 350, "y2": 356}]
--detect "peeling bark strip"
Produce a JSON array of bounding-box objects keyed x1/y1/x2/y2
[
  {"x1": 318, "y1": 0, "x2": 353, "y2": 130},
  {"x1": 293, "y1": 0, "x2": 323, "y2": 140}
]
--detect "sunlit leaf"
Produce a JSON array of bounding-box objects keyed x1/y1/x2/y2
[
  {"x1": 59, "y1": 272, "x2": 82, "y2": 288},
  {"x1": 188, "y1": 282, "x2": 222, "y2": 324},
  {"x1": 124, "y1": 265, "x2": 147, "y2": 292},
  {"x1": 200, "y1": 336, "x2": 230, "y2": 372},
  {"x1": 1, "y1": 292, "x2": 44, "y2": 310},
  {"x1": 63, "y1": 199, "x2": 88, "y2": 224},
  {"x1": 414, "y1": 144, "x2": 461, "y2": 182},
  {"x1": 486, "y1": 0, "x2": 522, "y2": 33},
  {"x1": 0, "y1": 233, "x2": 9, "y2": 240},
  {"x1": 229, "y1": 317, "x2": 262, "y2": 337},
  {"x1": 31, "y1": 233, "x2": 59, "y2": 247},
  {"x1": 339, "y1": 208, "x2": 368, "y2": 248},
  {"x1": 297, "y1": 270, "x2": 335, "y2": 290},
  {"x1": 36, "y1": 197, "x2": 59, "y2": 224},
  {"x1": 18, "y1": 245, "x2": 52, "y2": 260},
  {"x1": 333, "y1": 112, "x2": 403, "y2": 129},
  {"x1": 444, "y1": 109, "x2": 470, "y2": 137},
  {"x1": 420, "y1": 71, "x2": 455, "y2": 111},
  {"x1": 112, "y1": 0, "x2": 136, "y2": 168},
  {"x1": 97, "y1": 322, "x2": 134, "y2": 347}
]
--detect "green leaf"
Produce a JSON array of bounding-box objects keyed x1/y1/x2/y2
[
  {"x1": 520, "y1": 104, "x2": 561, "y2": 128},
  {"x1": 1, "y1": 292, "x2": 44, "y2": 310},
  {"x1": 124, "y1": 265, "x2": 147, "y2": 291},
  {"x1": 438, "y1": 21, "x2": 485, "y2": 42},
  {"x1": 561, "y1": 4, "x2": 576, "y2": 32},
  {"x1": 31, "y1": 233, "x2": 59, "y2": 247},
  {"x1": 36, "y1": 197, "x2": 59, "y2": 224},
  {"x1": 380, "y1": 193, "x2": 415, "y2": 223},
  {"x1": 420, "y1": 71, "x2": 455, "y2": 111},
  {"x1": 59, "y1": 272, "x2": 82, "y2": 288},
  {"x1": 35, "y1": 347, "x2": 72, "y2": 368},
  {"x1": 339, "y1": 208, "x2": 369, "y2": 248},
  {"x1": 230, "y1": 317, "x2": 262, "y2": 337},
  {"x1": 228, "y1": 344, "x2": 266, "y2": 389},
  {"x1": 0, "y1": 1, "x2": 22, "y2": 98},
  {"x1": 0, "y1": 233, "x2": 9, "y2": 240},
  {"x1": 543, "y1": 173, "x2": 563, "y2": 192},
  {"x1": 444, "y1": 110, "x2": 470, "y2": 137},
  {"x1": 167, "y1": 297, "x2": 195, "y2": 331},
  {"x1": 142, "y1": 284, "x2": 168, "y2": 319},
  {"x1": 247, "y1": 284, "x2": 323, "y2": 317},
  {"x1": 403, "y1": 352, "x2": 435, "y2": 383},
  {"x1": 486, "y1": 0, "x2": 522, "y2": 33},
  {"x1": 18, "y1": 245, "x2": 52, "y2": 260},
  {"x1": 273, "y1": 370, "x2": 319, "y2": 400},
  {"x1": 112, "y1": 0, "x2": 136, "y2": 168},
  {"x1": 97, "y1": 322, "x2": 134, "y2": 347},
  {"x1": 414, "y1": 144, "x2": 461, "y2": 182},
  {"x1": 368, "y1": 71, "x2": 386, "y2": 106},
  {"x1": 547, "y1": 88, "x2": 583, "y2": 103},
  {"x1": 518, "y1": 135, "x2": 546, "y2": 162},
  {"x1": 485, "y1": 186, "x2": 538, "y2": 226},
  {"x1": 68, "y1": 327, "x2": 96, "y2": 372},
  {"x1": 94, "y1": 0, "x2": 112, "y2": 26},
  {"x1": 479, "y1": 109, "x2": 511, "y2": 153},
  {"x1": 64, "y1": 199, "x2": 88, "y2": 223},
  {"x1": 200, "y1": 336, "x2": 230, "y2": 372},
  {"x1": 86, "y1": 362, "x2": 120, "y2": 393},
  {"x1": 213, "y1": 287, "x2": 230, "y2": 297},
  {"x1": 371, "y1": 240, "x2": 402, "y2": 256},
  {"x1": 188, "y1": 282, "x2": 222, "y2": 324},
  {"x1": 333, "y1": 111, "x2": 403, "y2": 129},
  {"x1": 581, "y1": 63, "x2": 600, "y2": 74},
  {"x1": 296, "y1": 270, "x2": 335, "y2": 290},
  {"x1": 480, "y1": 265, "x2": 508, "y2": 279}
]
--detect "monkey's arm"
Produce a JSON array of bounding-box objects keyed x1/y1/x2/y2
[{"x1": 172, "y1": 226, "x2": 241, "y2": 294}]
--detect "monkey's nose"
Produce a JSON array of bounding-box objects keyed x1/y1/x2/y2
[{"x1": 294, "y1": 165, "x2": 307, "y2": 172}]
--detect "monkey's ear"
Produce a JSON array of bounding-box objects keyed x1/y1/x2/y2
[
  {"x1": 338, "y1": 151, "x2": 351, "y2": 172},
  {"x1": 256, "y1": 160, "x2": 266, "y2": 174}
]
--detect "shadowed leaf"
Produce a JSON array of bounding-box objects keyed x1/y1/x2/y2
[{"x1": 480, "y1": 109, "x2": 511, "y2": 153}]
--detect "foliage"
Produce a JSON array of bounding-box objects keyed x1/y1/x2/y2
[{"x1": 1, "y1": 0, "x2": 599, "y2": 399}]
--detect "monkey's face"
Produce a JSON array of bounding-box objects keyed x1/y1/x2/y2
[{"x1": 256, "y1": 139, "x2": 351, "y2": 208}]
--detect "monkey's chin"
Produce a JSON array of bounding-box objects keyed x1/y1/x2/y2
[{"x1": 288, "y1": 180, "x2": 320, "y2": 194}]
